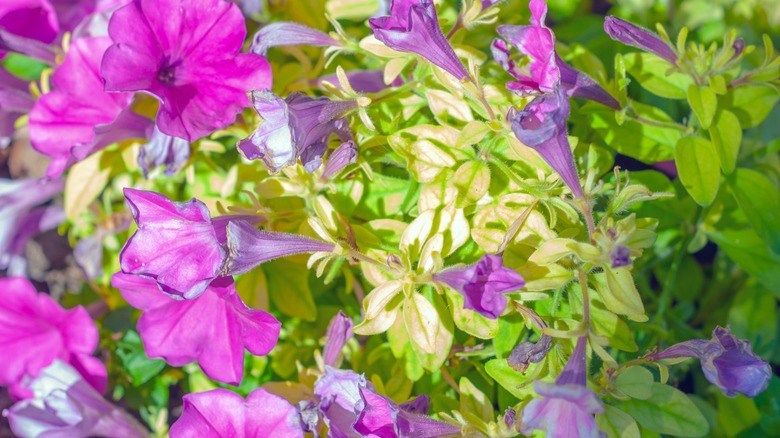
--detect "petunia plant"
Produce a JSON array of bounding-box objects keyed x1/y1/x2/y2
[{"x1": 1, "y1": 0, "x2": 779, "y2": 437}]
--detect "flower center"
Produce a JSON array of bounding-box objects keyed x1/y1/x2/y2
[{"x1": 158, "y1": 64, "x2": 177, "y2": 86}]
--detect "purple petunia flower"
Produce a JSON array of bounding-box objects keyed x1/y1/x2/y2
[
  {"x1": 0, "y1": 177, "x2": 65, "y2": 275},
  {"x1": 0, "y1": 277, "x2": 107, "y2": 399},
  {"x1": 224, "y1": 220, "x2": 336, "y2": 275},
  {"x1": 250, "y1": 21, "x2": 342, "y2": 56},
  {"x1": 323, "y1": 311, "x2": 354, "y2": 367},
  {"x1": 433, "y1": 254, "x2": 525, "y2": 319},
  {"x1": 112, "y1": 273, "x2": 281, "y2": 386},
  {"x1": 101, "y1": 0, "x2": 272, "y2": 142},
  {"x1": 507, "y1": 87, "x2": 584, "y2": 197},
  {"x1": 652, "y1": 326, "x2": 772, "y2": 398},
  {"x1": 604, "y1": 16, "x2": 678, "y2": 65},
  {"x1": 238, "y1": 90, "x2": 356, "y2": 173},
  {"x1": 119, "y1": 188, "x2": 226, "y2": 299},
  {"x1": 369, "y1": 0, "x2": 469, "y2": 81},
  {"x1": 492, "y1": 0, "x2": 619, "y2": 109},
  {"x1": 3, "y1": 360, "x2": 147, "y2": 438},
  {"x1": 170, "y1": 388, "x2": 303, "y2": 437},
  {"x1": 29, "y1": 36, "x2": 151, "y2": 177},
  {"x1": 138, "y1": 125, "x2": 190, "y2": 178},
  {"x1": 520, "y1": 336, "x2": 604, "y2": 437}
]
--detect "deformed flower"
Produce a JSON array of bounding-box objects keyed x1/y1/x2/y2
[
  {"x1": 508, "y1": 334, "x2": 553, "y2": 374},
  {"x1": 138, "y1": 125, "x2": 190, "y2": 178},
  {"x1": 112, "y1": 273, "x2": 281, "y2": 386},
  {"x1": 119, "y1": 188, "x2": 225, "y2": 299},
  {"x1": 508, "y1": 87, "x2": 584, "y2": 197},
  {"x1": 238, "y1": 90, "x2": 356, "y2": 173},
  {"x1": 433, "y1": 254, "x2": 525, "y2": 319},
  {"x1": 169, "y1": 388, "x2": 303, "y2": 437},
  {"x1": 604, "y1": 16, "x2": 678, "y2": 65},
  {"x1": 101, "y1": 0, "x2": 272, "y2": 142},
  {"x1": 323, "y1": 311, "x2": 354, "y2": 367},
  {"x1": 652, "y1": 326, "x2": 772, "y2": 398},
  {"x1": 0, "y1": 277, "x2": 106, "y2": 399},
  {"x1": 3, "y1": 360, "x2": 147, "y2": 438},
  {"x1": 369, "y1": 0, "x2": 469, "y2": 81},
  {"x1": 520, "y1": 336, "x2": 604, "y2": 437},
  {"x1": 251, "y1": 21, "x2": 342, "y2": 56}
]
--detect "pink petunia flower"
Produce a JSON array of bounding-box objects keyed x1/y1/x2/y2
[
  {"x1": 0, "y1": 277, "x2": 107, "y2": 399},
  {"x1": 101, "y1": 0, "x2": 272, "y2": 142},
  {"x1": 112, "y1": 273, "x2": 281, "y2": 386},
  {"x1": 169, "y1": 388, "x2": 303, "y2": 437}
]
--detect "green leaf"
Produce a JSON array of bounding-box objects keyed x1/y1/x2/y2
[
  {"x1": 708, "y1": 229, "x2": 780, "y2": 296},
  {"x1": 484, "y1": 359, "x2": 537, "y2": 399},
  {"x1": 597, "y1": 405, "x2": 641, "y2": 438},
  {"x1": 451, "y1": 160, "x2": 490, "y2": 207},
  {"x1": 494, "y1": 314, "x2": 525, "y2": 359},
  {"x1": 116, "y1": 331, "x2": 166, "y2": 386},
  {"x1": 621, "y1": 383, "x2": 709, "y2": 437},
  {"x1": 616, "y1": 366, "x2": 654, "y2": 400},
  {"x1": 708, "y1": 109, "x2": 741, "y2": 175},
  {"x1": 728, "y1": 169, "x2": 780, "y2": 255},
  {"x1": 403, "y1": 293, "x2": 440, "y2": 354},
  {"x1": 623, "y1": 53, "x2": 693, "y2": 99},
  {"x1": 687, "y1": 85, "x2": 717, "y2": 129},
  {"x1": 674, "y1": 137, "x2": 720, "y2": 206},
  {"x1": 264, "y1": 259, "x2": 317, "y2": 321},
  {"x1": 459, "y1": 377, "x2": 494, "y2": 424},
  {"x1": 594, "y1": 268, "x2": 648, "y2": 322},
  {"x1": 445, "y1": 289, "x2": 499, "y2": 339},
  {"x1": 721, "y1": 85, "x2": 780, "y2": 128},
  {"x1": 728, "y1": 284, "x2": 778, "y2": 357}
]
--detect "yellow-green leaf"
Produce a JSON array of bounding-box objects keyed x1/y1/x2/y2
[{"x1": 674, "y1": 137, "x2": 720, "y2": 206}]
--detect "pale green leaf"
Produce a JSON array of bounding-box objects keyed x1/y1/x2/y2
[{"x1": 674, "y1": 136, "x2": 720, "y2": 206}]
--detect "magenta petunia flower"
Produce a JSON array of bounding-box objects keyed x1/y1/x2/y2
[
  {"x1": 0, "y1": 277, "x2": 107, "y2": 399},
  {"x1": 653, "y1": 326, "x2": 772, "y2": 398},
  {"x1": 507, "y1": 87, "x2": 584, "y2": 197},
  {"x1": 0, "y1": 0, "x2": 59, "y2": 51},
  {"x1": 238, "y1": 90, "x2": 356, "y2": 173},
  {"x1": 101, "y1": 0, "x2": 272, "y2": 142},
  {"x1": 169, "y1": 388, "x2": 303, "y2": 437},
  {"x1": 433, "y1": 254, "x2": 525, "y2": 319},
  {"x1": 604, "y1": 16, "x2": 678, "y2": 65},
  {"x1": 4, "y1": 360, "x2": 147, "y2": 438},
  {"x1": 250, "y1": 21, "x2": 342, "y2": 56},
  {"x1": 520, "y1": 337, "x2": 604, "y2": 437},
  {"x1": 369, "y1": 0, "x2": 469, "y2": 81},
  {"x1": 112, "y1": 273, "x2": 281, "y2": 386},
  {"x1": 29, "y1": 36, "x2": 151, "y2": 177},
  {"x1": 492, "y1": 0, "x2": 619, "y2": 109},
  {"x1": 120, "y1": 188, "x2": 226, "y2": 299}
]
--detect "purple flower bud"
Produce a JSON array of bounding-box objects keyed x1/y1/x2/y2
[
  {"x1": 482, "y1": 0, "x2": 505, "y2": 11},
  {"x1": 0, "y1": 68, "x2": 35, "y2": 148},
  {"x1": 0, "y1": 28, "x2": 57, "y2": 63},
  {"x1": 604, "y1": 16, "x2": 678, "y2": 65},
  {"x1": 504, "y1": 408, "x2": 516, "y2": 429},
  {"x1": 653, "y1": 326, "x2": 772, "y2": 398},
  {"x1": 433, "y1": 254, "x2": 525, "y2": 319},
  {"x1": 238, "y1": 90, "x2": 356, "y2": 173},
  {"x1": 508, "y1": 333, "x2": 553, "y2": 374},
  {"x1": 251, "y1": 21, "x2": 342, "y2": 56},
  {"x1": 138, "y1": 125, "x2": 190, "y2": 178},
  {"x1": 520, "y1": 337, "x2": 604, "y2": 437},
  {"x1": 399, "y1": 395, "x2": 430, "y2": 415},
  {"x1": 170, "y1": 388, "x2": 304, "y2": 437},
  {"x1": 3, "y1": 361, "x2": 147, "y2": 438},
  {"x1": 321, "y1": 141, "x2": 358, "y2": 181},
  {"x1": 508, "y1": 87, "x2": 584, "y2": 198},
  {"x1": 224, "y1": 220, "x2": 336, "y2": 276},
  {"x1": 323, "y1": 311, "x2": 354, "y2": 367},
  {"x1": 731, "y1": 39, "x2": 745, "y2": 60},
  {"x1": 369, "y1": 0, "x2": 469, "y2": 81},
  {"x1": 313, "y1": 69, "x2": 404, "y2": 94},
  {"x1": 610, "y1": 245, "x2": 632, "y2": 268},
  {"x1": 119, "y1": 188, "x2": 226, "y2": 299}
]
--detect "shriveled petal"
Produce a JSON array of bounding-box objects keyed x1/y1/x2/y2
[
  {"x1": 138, "y1": 125, "x2": 190, "y2": 178},
  {"x1": 237, "y1": 90, "x2": 296, "y2": 171}
]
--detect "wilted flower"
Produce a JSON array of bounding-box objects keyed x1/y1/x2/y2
[
  {"x1": 29, "y1": 36, "x2": 150, "y2": 177},
  {"x1": 508, "y1": 87, "x2": 584, "y2": 197},
  {"x1": 0, "y1": 277, "x2": 106, "y2": 399},
  {"x1": 0, "y1": 177, "x2": 65, "y2": 275},
  {"x1": 101, "y1": 0, "x2": 272, "y2": 142},
  {"x1": 604, "y1": 16, "x2": 678, "y2": 65},
  {"x1": 119, "y1": 188, "x2": 226, "y2": 299},
  {"x1": 520, "y1": 337, "x2": 604, "y2": 437},
  {"x1": 433, "y1": 254, "x2": 525, "y2": 319},
  {"x1": 653, "y1": 326, "x2": 772, "y2": 398},
  {"x1": 323, "y1": 311, "x2": 354, "y2": 367},
  {"x1": 113, "y1": 273, "x2": 281, "y2": 386},
  {"x1": 251, "y1": 21, "x2": 342, "y2": 56},
  {"x1": 508, "y1": 334, "x2": 553, "y2": 374},
  {"x1": 238, "y1": 90, "x2": 356, "y2": 173},
  {"x1": 369, "y1": 0, "x2": 469, "y2": 81},
  {"x1": 225, "y1": 220, "x2": 336, "y2": 275},
  {"x1": 492, "y1": 0, "x2": 619, "y2": 109},
  {"x1": 3, "y1": 360, "x2": 147, "y2": 438},
  {"x1": 138, "y1": 125, "x2": 190, "y2": 178}
]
